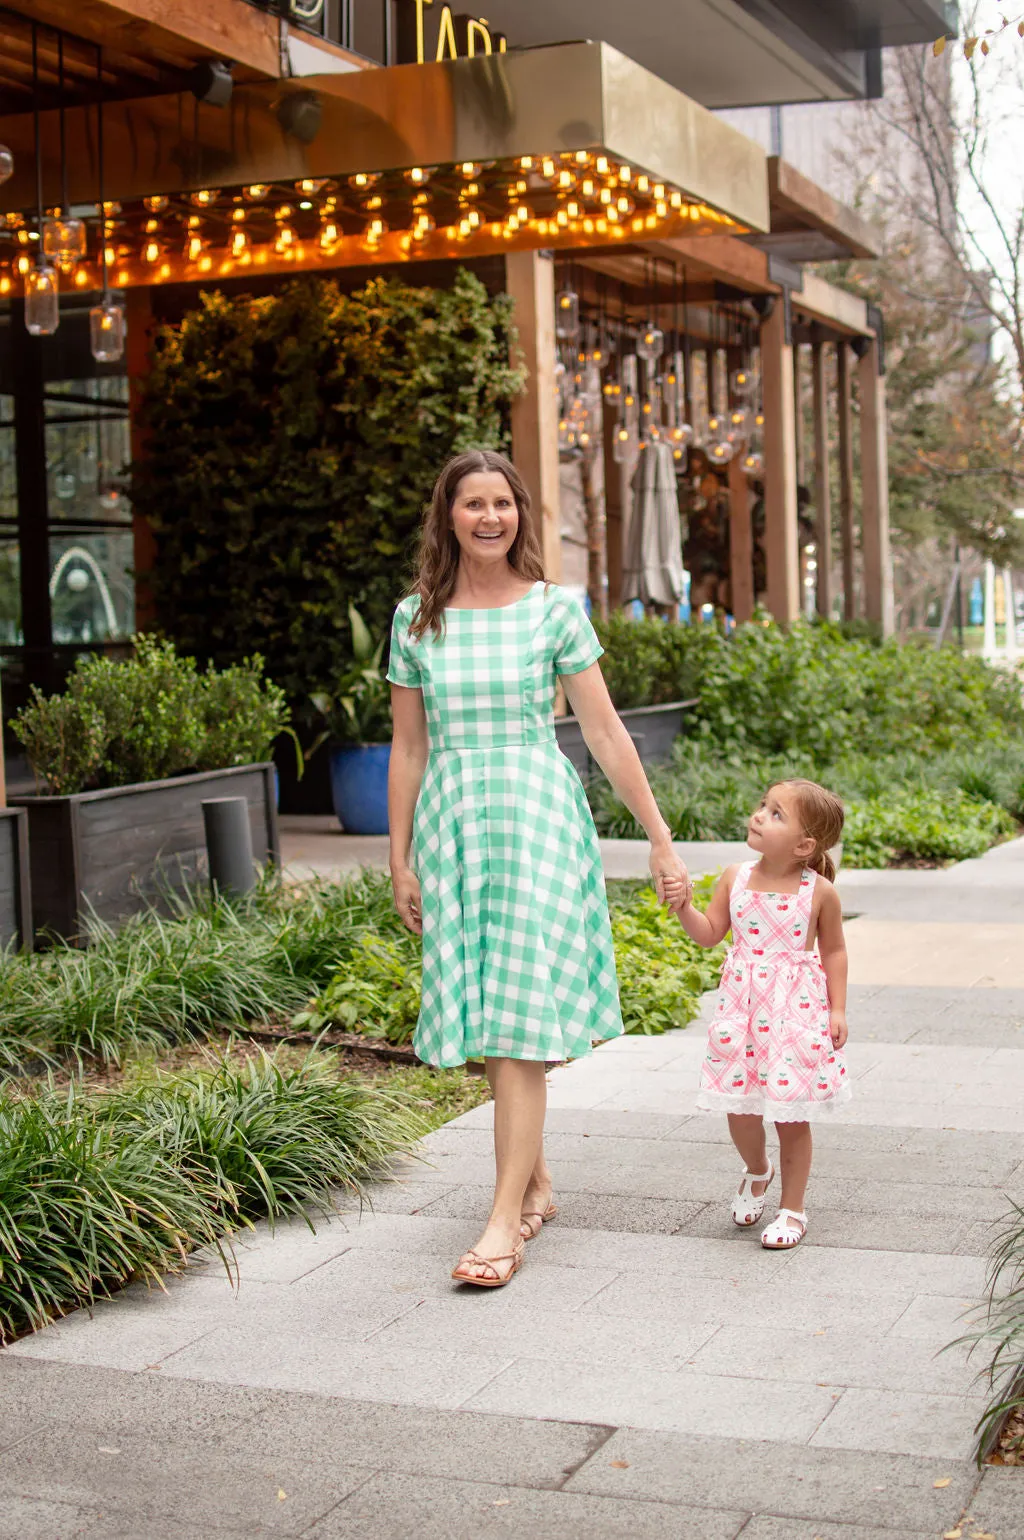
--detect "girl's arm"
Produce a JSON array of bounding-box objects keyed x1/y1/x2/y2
[
  {"x1": 388, "y1": 684, "x2": 430, "y2": 935},
  {"x1": 815, "y1": 882, "x2": 848, "y2": 1047},
  {"x1": 673, "y1": 866, "x2": 736, "y2": 948},
  {"x1": 561, "y1": 664, "x2": 690, "y2": 905}
]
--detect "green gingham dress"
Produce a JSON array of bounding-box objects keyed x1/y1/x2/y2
[{"x1": 387, "y1": 580, "x2": 625, "y2": 1068}]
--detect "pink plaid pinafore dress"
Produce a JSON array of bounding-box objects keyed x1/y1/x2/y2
[{"x1": 697, "y1": 862, "x2": 851, "y2": 1122}]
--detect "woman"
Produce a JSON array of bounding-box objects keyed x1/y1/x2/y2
[{"x1": 387, "y1": 449, "x2": 689, "y2": 1287}]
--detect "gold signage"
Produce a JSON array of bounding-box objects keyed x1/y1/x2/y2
[{"x1": 409, "y1": 0, "x2": 507, "y2": 62}]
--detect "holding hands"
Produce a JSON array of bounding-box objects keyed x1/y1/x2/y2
[{"x1": 650, "y1": 839, "x2": 691, "y2": 910}]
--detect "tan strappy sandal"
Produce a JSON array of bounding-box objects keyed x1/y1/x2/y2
[
  {"x1": 520, "y1": 1200, "x2": 558, "y2": 1241},
  {"x1": 451, "y1": 1238, "x2": 525, "y2": 1288}
]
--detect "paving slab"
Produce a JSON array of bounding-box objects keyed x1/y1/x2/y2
[
  {"x1": 809, "y1": 1385, "x2": 987, "y2": 1461},
  {"x1": 970, "y1": 1467, "x2": 1024, "y2": 1539}
]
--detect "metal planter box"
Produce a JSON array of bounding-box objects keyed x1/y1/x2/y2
[
  {"x1": 555, "y1": 700, "x2": 695, "y2": 778},
  {"x1": 0, "y1": 807, "x2": 32, "y2": 951},
  {"x1": 13, "y1": 763, "x2": 279, "y2": 942}
]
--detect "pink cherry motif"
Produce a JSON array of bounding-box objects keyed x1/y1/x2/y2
[
  {"x1": 778, "y1": 1076, "x2": 789, "y2": 1087},
  {"x1": 818, "y1": 1079, "x2": 828, "y2": 1090},
  {"x1": 749, "y1": 925, "x2": 760, "y2": 934},
  {"x1": 799, "y1": 1002, "x2": 810, "y2": 1011},
  {"x1": 759, "y1": 1023, "x2": 770, "y2": 1033},
  {"x1": 720, "y1": 1033, "x2": 732, "y2": 1045},
  {"x1": 778, "y1": 903, "x2": 789, "y2": 912},
  {"x1": 794, "y1": 928, "x2": 802, "y2": 936},
  {"x1": 746, "y1": 1045, "x2": 755, "y2": 1058},
  {"x1": 827, "y1": 1053, "x2": 836, "y2": 1063}
]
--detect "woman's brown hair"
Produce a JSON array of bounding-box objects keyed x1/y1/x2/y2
[
  {"x1": 772, "y1": 779, "x2": 845, "y2": 883},
  {"x1": 407, "y1": 450, "x2": 546, "y2": 640}
]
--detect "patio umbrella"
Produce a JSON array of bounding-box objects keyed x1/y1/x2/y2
[{"x1": 621, "y1": 440, "x2": 685, "y2": 608}]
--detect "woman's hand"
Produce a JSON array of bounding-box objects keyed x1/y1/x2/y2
[
  {"x1": 649, "y1": 841, "x2": 691, "y2": 909},
  {"x1": 391, "y1": 865, "x2": 423, "y2": 935},
  {"x1": 829, "y1": 1010, "x2": 848, "y2": 1049}
]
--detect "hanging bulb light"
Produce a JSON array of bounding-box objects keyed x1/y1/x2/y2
[
  {"x1": 602, "y1": 377, "x2": 621, "y2": 401},
  {"x1": 42, "y1": 215, "x2": 87, "y2": 275},
  {"x1": 231, "y1": 226, "x2": 250, "y2": 258},
  {"x1": 670, "y1": 422, "x2": 694, "y2": 449},
  {"x1": 190, "y1": 189, "x2": 219, "y2": 207},
  {"x1": 707, "y1": 413, "x2": 724, "y2": 439},
  {"x1": 144, "y1": 194, "x2": 169, "y2": 213},
  {"x1": 404, "y1": 166, "x2": 431, "y2": 187},
  {"x1": 143, "y1": 237, "x2": 162, "y2": 263},
  {"x1": 741, "y1": 450, "x2": 764, "y2": 475},
  {"x1": 186, "y1": 229, "x2": 205, "y2": 262},
  {"x1": 89, "y1": 293, "x2": 125, "y2": 362},
  {"x1": 555, "y1": 287, "x2": 579, "y2": 338},
  {"x1": 362, "y1": 216, "x2": 387, "y2": 247},
  {"x1": 611, "y1": 424, "x2": 636, "y2": 464},
  {"x1": 707, "y1": 441, "x2": 735, "y2": 467},
  {"x1": 348, "y1": 172, "x2": 380, "y2": 191},
  {"x1": 26, "y1": 264, "x2": 59, "y2": 335},
  {"x1": 274, "y1": 223, "x2": 297, "y2": 253},
  {"x1": 244, "y1": 184, "x2": 270, "y2": 201},
  {"x1": 0, "y1": 145, "x2": 12, "y2": 186},
  {"x1": 298, "y1": 178, "x2": 327, "y2": 194},
  {"x1": 730, "y1": 365, "x2": 756, "y2": 398},
  {"x1": 636, "y1": 322, "x2": 664, "y2": 363},
  {"x1": 753, "y1": 407, "x2": 765, "y2": 431}
]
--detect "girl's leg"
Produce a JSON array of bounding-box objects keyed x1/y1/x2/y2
[
  {"x1": 455, "y1": 1058, "x2": 547, "y2": 1280},
  {"x1": 775, "y1": 1119, "x2": 813, "y2": 1229},
  {"x1": 727, "y1": 1112, "x2": 771, "y2": 1195}
]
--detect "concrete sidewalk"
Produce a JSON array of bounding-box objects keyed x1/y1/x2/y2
[{"x1": 1, "y1": 849, "x2": 1022, "y2": 1536}]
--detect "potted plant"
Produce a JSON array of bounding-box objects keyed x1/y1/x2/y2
[
  {"x1": 11, "y1": 637, "x2": 290, "y2": 940},
  {"x1": 311, "y1": 606, "x2": 393, "y2": 836}
]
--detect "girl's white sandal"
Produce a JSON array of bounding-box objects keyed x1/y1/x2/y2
[
  {"x1": 731, "y1": 1162, "x2": 775, "y2": 1227},
  {"x1": 761, "y1": 1209, "x2": 807, "y2": 1249}
]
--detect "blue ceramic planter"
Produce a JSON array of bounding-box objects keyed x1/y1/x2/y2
[{"x1": 329, "y1": 743, "x2": 390, "y2": 835}]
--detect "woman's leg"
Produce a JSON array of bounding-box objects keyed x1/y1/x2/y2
[
  {"x1": 727, "y1": 1112, "x2": 771, "y2": 1195},
  {"x1": 454, "y1": 1058, "x2": 547, "y2": 1280},
  {"x1": 775, "y1": 1119, "x2": 813, "y2": 1227}
]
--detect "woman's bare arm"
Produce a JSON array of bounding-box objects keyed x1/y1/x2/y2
[
  {"x1": 673, "y1": 867, "x2": 736, "y2": 947},
  {"x1": 388, "y1": 683, "x2": 429, "y2": 933}
]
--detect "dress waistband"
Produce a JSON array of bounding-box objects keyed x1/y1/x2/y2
[
  {"x1": 429, "y1": 728, "x2": 557, "y2": 753},
  {"x1": 726, "y1": 945, "x2": 820, "y2": 964}
]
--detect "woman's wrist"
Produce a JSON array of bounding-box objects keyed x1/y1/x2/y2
[
  {"x1": 389, "y1": 852, "x2": 413, "y2": 875},
  {"x1": 647, "y1": 824, "x2": 674, "y2": 852}
]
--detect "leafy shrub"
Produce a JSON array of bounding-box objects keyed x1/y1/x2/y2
[
  {"x1": 13, "y1": 636, "x2": 290, "y2": 795},
  {"x1": 310, "y1": 605, "x2": 393, "y2": 748},
  {"x1": 132, "y1": 272, "x2": 524, "y2": 726},
  {"x1": 953, "y1": 1197, "x2": 1024, "y2": 1464},
  {"x1": 843, "y1": 790, "x2": 1015, "y2": 867},
  {"x1": 0, "y1": 1052, "x2": 426, "y2": 1341}
]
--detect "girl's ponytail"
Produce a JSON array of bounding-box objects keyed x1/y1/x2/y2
[{"x1": 809, "y1": 847, "x2": 837, "y2": 884}]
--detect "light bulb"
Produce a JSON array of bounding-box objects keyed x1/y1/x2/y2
[
  {"x1": 754, "y1": 409, "x2": 765, "y2": 430},
  {"x1": 25, "y1": 265, "x2": 59, "y2": 335},
  {"x1": 404, "y1": 166, "x2": 431, "y2": 186},
  {"x1": 742, "y1": 451, "x2": 764, "y2": 475},
  {"x1": 363, "y1": 217, "x2": 387, "y2": 245},
  {"x1": 670, "y1": 423, "x2": 694, "y2": 448},
  {"x1": 730, "y1": 366, "x2": 756, "y2": 398},
  {"x1": 190, "y1": 189, "x2": 219, "y2": 206},
  {"x1": 231, "y1": 227, "x2": 250, "y2": 258},
  {"x1": 143, "y1": 239, "x2": 161, "y2": 263},
  {"x1": 274, "y1": 224, "x2": 296, "y2": 252},
  {"x1": 144, "y1": 195, "x2": 169, "y2": 214},
  {"x1": 275, "y1": 204, "x2": 294, "y2": 221},
  {"x1": 244, "y1": 184, "x2": 270, "y2": 201},
  {"x1": 636, "y1": 324, "x2": 664, "y2": 362},
  {"x1": 42, "y1": 216, "x2": 87, "y2": 274},
  {"x1": 299, "y1": 178, "x2": 327, "y2": 194},
  {"x1": 459, "y1": 161, "x2": 483, "y2": 178},
  {"x1": 0, "y1": 144, "x2": 12, "y2": 186},
  {"x1": 186, "y1": 233, "x2": 204, "y2": 262},
  {"x1": 348, "y1": 172, "x2": 380, "y2": 191},
  {"x1": 707, "y1": 441, "x2": 735, "y2": 466},
  {"x1": 612, "y1": 425, "x2": 636, "y2": 464},
  {"x1": 707, "y1": 414, "x2": 723, "y2": 437},
  {"x1": 89, "y1": 295, "x2": 125, "y2": 362},
  {"x1": 555, "y1": 288, "x2": 579, "y2": 338},
  {"x1": 319, "y1": 220, "x2": 339, "y2": 251}
]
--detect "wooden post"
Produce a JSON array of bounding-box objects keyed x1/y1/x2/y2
[
  {"x1": 505, "y1": 251, "x2": 562, "y2": 581},
  {"x1": 127, "y1": 287, "x2": 157, "y2": 630},
  {"x1": 793, "y1": 342, "x2": 805, "y2": 488},
  {"x1": 760, "y1": 297, "x2": 800, "y2": 624},
  {"x1": 811, "y1": 338, "x2": 834, "y2": 621},
  {"x1": 857, "y1": 335, "x2": 894, "y2": 636},
  {"x1": 726, "y1": 448, "x2": 755, "y2": 623},
  {"x1": 602, "y1": 410, "x2": 624, "y2": 608},
  {"x1": 581, "y1": 446, "x2": 608, "y2": 620},
  {"x1": 837, "y1": 341, "x2": 856, "y2": 621}
]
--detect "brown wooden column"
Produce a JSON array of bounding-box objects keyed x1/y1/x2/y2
[
  {"x1": 760, "y1": 296, "x2": 800, "y2": 624},
  {"x1": 811, "y1": 337, "x2": 834, "y2": 620},
  {"x1": 857, "y1": 335, "x2": 894, "y2": 636},
  {"x1": 127, "y1": 287, "x2": 157, "y2": 630},
  {"x1": 793, "y1": 342, "x2": 805, "y2": 487},
  {"x1": 727, "y1": 449, "x2": 755, "y2": 622},
  {"x1": 602, "y1": 413, "x2": 624, "y2": 608},
  {"x1": 836, "y1": 341, "x2": 856, "y2": 621},
  {"x1": 505, "y1": 251, "x2": 562, "y2": 580}
]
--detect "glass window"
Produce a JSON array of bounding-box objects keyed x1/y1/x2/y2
[
  {"x1": 49, "y1": 531, "x2": 134, "y2": 644},
  {"x1": 45, "y1": 378, "x2": 131, "y2": 525}
]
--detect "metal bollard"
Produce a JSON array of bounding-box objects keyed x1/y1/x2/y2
[{"x1": 201, "y1": 797, "x2": 256, "y2": 900}]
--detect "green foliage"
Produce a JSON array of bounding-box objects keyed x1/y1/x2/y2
[
  {"x1": 382, "y1": 1064, "x2": 491, "y2": 1133},
  {"x1": 310, "y1": 605, "x2": 393, "y2": 748},
  {"x1": 608, "y1": 885, "x2": 724, "y2": 1035},
  {"x1": 843, "y1": 790, "x2": 1015, "y2": 867},
  {"x1": 132, "y1": 272, "x2": 525, "y2": 727},
  {"x1": 12, "y1": 635, "x2": 289, "y2": 795},
  {"x1": 952, "y1": 1197, "x2": 1024, "y2": 1465},
  {"x1": 0, "y1": 1053, "x2": 427, "y2": 1341}
]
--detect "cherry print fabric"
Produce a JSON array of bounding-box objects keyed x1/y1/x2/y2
[{"x1": 697, "y1": 861, "x2": 851, "y2": 1121}]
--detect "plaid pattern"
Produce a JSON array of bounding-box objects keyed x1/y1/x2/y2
[
  {"x1": 697, "y1": 861, "x2": 851, "y2": 1121},
  {"x1": 388, "y1": 581, "x2": 624, "y2": 1067}
]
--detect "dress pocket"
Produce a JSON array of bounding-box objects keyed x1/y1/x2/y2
[{"x1": 707, "y1": 1017, "x2": 746, "y2": 1062}]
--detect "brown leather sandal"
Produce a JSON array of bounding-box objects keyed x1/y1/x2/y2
[
  {"x1": 451, "y1": 1239, "x2": 525, "y2": 1288},
  {"x1": 520, "y1": 1201, "x2": 558, "y2": 1241}
]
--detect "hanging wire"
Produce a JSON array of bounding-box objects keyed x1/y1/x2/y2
[
  {"x1": 32, "y1": 22, "x2": 44, "y2": 251},
  {"x1": 96, "y1": 41, "x2": 108, "y2": 300}
]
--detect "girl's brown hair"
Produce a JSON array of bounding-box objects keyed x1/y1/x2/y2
[
  {"x1": 407, "y1": 450, "x2": 546, "y2": 640},
  {"x1": 772, "y1": 779, "x2": 845, "y2": 883}
]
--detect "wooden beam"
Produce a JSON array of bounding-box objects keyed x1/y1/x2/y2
[
  {"x1": 760, "y1": 298, "x2": 800, "y2": 625},
  {"x1": 811, "y1": 338, "x2": 834, "y2": 621},
  {"x1": 857, "y1": 336, "x2": 894, "y2": 636},
  {"x1": 726, "y1": 448, "x2": 755, "y2": 623},
  {"x1": 7, "y1": 0, "x2": 283, "y2": 79},
  {"x1": 505, "y1": 250, "x2": 562, "y2": 581},
  {"x1": 837, "y1": 341, "x2": 857, "y2": 621},
  {"x1": 768, "y1": 156, "x2": 880, "y2": 261}
]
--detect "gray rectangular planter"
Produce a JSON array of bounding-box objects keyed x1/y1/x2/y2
[
  {"x1": 13, "y1": 763, "x2": 278, "y2": 942},
  {"x1": 0, "y1": 807, "x2": 32, "y2": 952},
  {"x1": 555, "y1": 699, "x2": 696, "y2": 778}
]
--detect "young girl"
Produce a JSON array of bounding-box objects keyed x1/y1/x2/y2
[{"x1": 672, "y1": 779, "x2": 850, "y2": 1250}]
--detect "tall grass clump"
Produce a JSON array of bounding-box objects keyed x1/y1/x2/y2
[
  {"x1": 0, "y1": 1050, "x2": 428, "y2": 1342},
  {"x1": 953, "y1": 1199, "x2": 1024, "y2": 1464}
]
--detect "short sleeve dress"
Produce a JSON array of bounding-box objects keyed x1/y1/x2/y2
[{"x1": 387, "y1": 579, "x2": 625, "y2": 1068}]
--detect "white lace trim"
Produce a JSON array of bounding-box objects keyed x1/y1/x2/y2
[{"x1": 695, "y1": 1085, "x2": 853, "y2": 1122}]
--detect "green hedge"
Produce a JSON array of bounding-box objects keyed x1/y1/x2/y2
[{"x1": 132, "y1": 272, "x2": 524, "y2": 726}]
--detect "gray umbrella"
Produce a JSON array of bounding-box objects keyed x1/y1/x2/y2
[{"x1": 621, "y1": 440, "x2": 685, "y2": 608}]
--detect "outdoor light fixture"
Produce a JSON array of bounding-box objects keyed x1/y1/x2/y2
[
  {"x1": 0, "y1": 145, "x2": 12, "y2": 186},
  {"x1": 741, "y1": 450, "x2": 764, "y2": 475},
  {"x1": 89, "y1": 42, "x2": 126, "y2": 363},
  {"x1": 636, "y1": 323, "x2": 664, "y2": 362},
  {"x1": 42, "y1": 215, "x2": 86, "y2": 274},
  {"x1": 707, "y1": 441, "x2": 735, "y2": 466},
  {"x1": 187, "y1": 60, "x2": 234, "y2": 108},
  {"x1": 612, "y1": 424, "x2": 636, "y2": 464},
  {"x1": 730, "y1": 366, "x2": 755, "y2": 397},
  {"x1": 556, "y1": 288, "x2": 580, "y2": 338}
]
